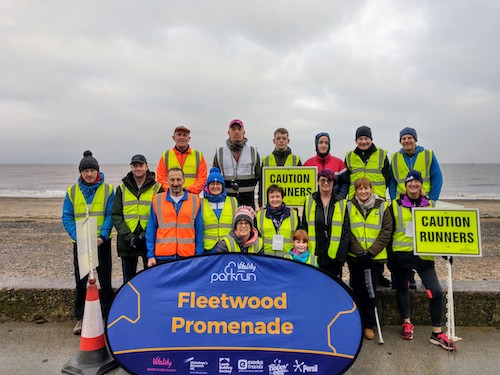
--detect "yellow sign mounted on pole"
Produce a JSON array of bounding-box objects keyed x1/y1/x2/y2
[
  {"x1": 412, "y1": 208, "x2": 482, "y2": 257},
  {"x1": 262, "y1": 166, "x2": 317, "y2": 208}
]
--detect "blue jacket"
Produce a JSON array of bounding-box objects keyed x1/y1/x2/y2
[
  {"x1": 146, "y1": 189, "x2": 204, "y2": 261},
  {"x1": 389, "y1": 146, "x2": 443, "y2": 201},
  {"x1": 61, "y1": 173, "x2": 115, "y2": 241}
]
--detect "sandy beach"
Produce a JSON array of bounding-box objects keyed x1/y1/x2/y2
[{"x1": 0, "y1": 197, "x2": 498, "y2": 282}]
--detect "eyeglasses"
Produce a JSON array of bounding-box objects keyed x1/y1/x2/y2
[
  {"x1": 236, "y1": 221, "x2": 251, "y2": 226},
  {"x1": 318, "y1": 179, "x2": 333, "y2": 185}
]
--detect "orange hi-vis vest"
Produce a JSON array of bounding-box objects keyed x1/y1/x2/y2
[{"x1": 152, "y1": 192, "x2": 201, "y2": 257}]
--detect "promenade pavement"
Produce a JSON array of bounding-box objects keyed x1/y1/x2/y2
[{"x1": 1, "y1": 321, "x2": 499, "y2": 375}]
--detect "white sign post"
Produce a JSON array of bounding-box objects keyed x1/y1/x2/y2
[{"x1": 76, "y1": 206, "x2": 98, "y2": 279}]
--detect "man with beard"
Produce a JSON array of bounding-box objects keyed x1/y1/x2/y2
[
  {"x1": 146, "y1": 168, "x2": 203, "y2": 266},
  {"x1": 213, "y1": 119, "x2": 261, "y2": 209},
  {"x1": 111, "y1": 154, "x2": 162, "y2": 283}
]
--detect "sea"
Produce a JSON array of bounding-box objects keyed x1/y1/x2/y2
[{"x1": 0, "y1": 163, "x2": 499, "y2": 200}]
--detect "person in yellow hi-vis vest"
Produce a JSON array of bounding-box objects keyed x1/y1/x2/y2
[
  {"x1": 111, "y1": 154, "x2": 162, "y2": 284},
  {"x1": 389, "y1": 170, "x2": 455, "y2": 351},
  {"x1": 216, "y1": 206, "x2": 263, "y2": 254},
  {"x1": 62, "y1": 150, "x2": 115, "y2": 335},
  {"x1": 156, "y1": 125, "x2": 208, "y2": 194},
  {"x1": 201, "y1": 167, "x2": 238, "y2": 253},
  {"x1": 301, "y1": 169, "x2": 350, "y2": 279},
  {"x1": 256, "y1": 184, "x2": 299, "y2": 257},
  {"x1": 284, "y1": 229, "x2": 318, "y2": 267},
  {"x1": 346, "y1": 178, "x2": 392, "y2": 341}
]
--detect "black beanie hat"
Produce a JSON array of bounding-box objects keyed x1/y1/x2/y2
[
  {"x1": 79, "y1": 150, "x2": 100, "y2": 172},
  {"x1": 355, "y1": 125, "x2": 372, "y2": 140},
  {"x1": 405, "y1": 170, "x2": 423, "y2": 185}
]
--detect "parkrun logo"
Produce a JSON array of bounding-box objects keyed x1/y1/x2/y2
[{"x1": 210, "y1": 261, "x2": 257, "y2": 283}]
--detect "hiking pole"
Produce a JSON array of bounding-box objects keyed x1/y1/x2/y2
[{"x1": 364, "y1": 268, "x2": 384, "y2": 344}]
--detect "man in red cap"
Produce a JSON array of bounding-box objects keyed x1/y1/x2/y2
[
  {"x1": 213, "y1": 119, "x2": 261, "y2": 209},
  {"x1": 156, "y1": 125, "x2": 208, "y2": 194}
]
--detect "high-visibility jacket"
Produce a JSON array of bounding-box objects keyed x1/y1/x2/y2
[
  {"x1": 346, "y1": 148, "x2": 387, "y2": 199},
  {"x1": 152, "y1": 192, "x2": 201, "y2": 257},
  {"x1": 283, "y1": 252, "x2": 318, "y2": 267},
  {"x1": 163, "y1": 149, "x2": 203, "y2": 189},
  {"x1": 68, "y1": 183, "x2": 113, "y2": 239},
  {"x1": 256, "y1": 208, "x2": 299, "y2": 255},
  {"x1": 222, "y1": 236, "x2": 263, "y2": 253},
  {"x1": 347, "y1": 201, "x2": 388, "y2": 261},
  {"x1": 202, "y1": 196, "x2": 238, "y2": 250},
  {"x1": 391, "y1": 199, "x2": 434, "y2": 261},
  {"x1": 391, "y1": 150, "x2": 432, "y2": 196},
  {"x1": 262, "y1": 154, "x2": 300, "y2": 166},
  {"x1": 120, "y1": 182, "x2": 160, "y2": 233},
  {"x1": 303, "y1": 196, "x2": 347, "y2": 260},
  {"x1": 216, "y1": 144, "x2": 258, "y2": 194}
]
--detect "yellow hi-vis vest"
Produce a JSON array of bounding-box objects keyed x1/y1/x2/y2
[
  {"x1": 391, "y1": 150, "x2": 432, "y2": 196},
  {"x1": 68, "y1": 183, "x2": 113, "y2": 239},
  {"x1": 256, "y1": 208, "x2": 299, "y2": 255},
  {"x1": 346, "y1": 148, "x2": 387, "y2": 200},
  {"x1": 202, "y1": 196, "x2": 238, "y2": 250},
  {"x1": 347, "y1": 201, "x2": 388, "y2": 261},
  {"x1": 222, "y1": 236, "x2": 263, "y2": 253},
  {"x1": 120, "y1": 182, "x2": 160, "y2": 233},
  {"x1": 262, "y1": 154, "x2": 300, "y2": 166},
  {"x1": 391, "y1": 199, "x2": 434, "y2": 261},
  {"x1": 303, "y1": 196, "x2": 347, "y2": 260},
  {"x1": 163, "y1": 149, "x2": 202, "y2": 189},
  {"x1": 283, "y1": 252, "x2": 318, "y2": 267}
]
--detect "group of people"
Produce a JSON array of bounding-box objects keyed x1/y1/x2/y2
[{"x1": 62, "y1": 119, "x2": 455, "y2": 352}]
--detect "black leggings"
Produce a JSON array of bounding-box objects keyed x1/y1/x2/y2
[{"x1": 392, "y1": 264, "x2": 443, "y2": 327}]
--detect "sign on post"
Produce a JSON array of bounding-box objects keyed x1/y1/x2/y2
[
  {"x1": 412, "y1": 208, "x2": 482, "y2": 257},
  {"x1": 262, "y1": 166, "x2": 317, "y2": 207},
  {"x1": 106, "y1": 254, "x2": 362, "y2": 375},
  {"x1": 76, "y1": 217, "x2": 98, "y2": 278}
]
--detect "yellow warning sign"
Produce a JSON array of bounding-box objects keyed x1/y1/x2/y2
[
  {"x1": 262, "y1": 167, "x2": 317, "y2": 207},
  {"x1": 412, "y1": 208, "x2": 482, "y2": 257}
]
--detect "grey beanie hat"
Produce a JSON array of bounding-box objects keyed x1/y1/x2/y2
[
  {"x1": 399, "y1": 127, "x2": 418, "y2": 142},
  {"x1": 79, "y1": 150, "x2": 100, "y2": 172}
]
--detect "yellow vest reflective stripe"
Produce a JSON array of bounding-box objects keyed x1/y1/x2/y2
[
  {"x1": 163, "y1": 149, "x2": 202, "y2": 188},
  {"x1": 283, "y1": 252, "x2": 318, "y2": 266},
  {"x1": 391, "y1": 150, "x2": 432, "y2": 196},
  {"x1": 120, "y1": 182, "x2": 160, "y2": 232},
  {"x1": 347, "y1": 201, "x2": 388, "y2": 261},
  {"x1": 304, "y1": 196, "x2": 346, "y2": 259},
  {"x1": 262, "y1": 154, "x2": 300, "y2": 166},
  {"x1": 346, "y1": 149, "x2": 387, "y2": 200},
  {"x1": 202, "y1": 196, "x2": 238, "y2": 249},
  {"x1": 68, "y1": 183, "x2": 113, "y2": 237},
  {"x1": 222, "y1": 236, "x2": 263, "y2": 253},
  {"x1": 256, "y1": 209, "x2": 298, "y2": 255},
  {"x1": 392, "y1": 199, "x2": 434, "y2": 261}
]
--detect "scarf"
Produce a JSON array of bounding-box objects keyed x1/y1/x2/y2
[
  {"x1": 355, "y1": 192, "x2": 377, "y2": 217},
  {"x1": 291, "y1": 249, "x2": 312, "y2": 263},
  {"x1": 265, "y1": 203, "x2": 289, "y2": 230},
  {"x1": 203, "y1": 186, "x2": 227, "y2": 203}
]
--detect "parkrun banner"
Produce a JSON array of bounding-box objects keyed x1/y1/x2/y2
[
  {"x1": 106, "y1": 254, "x2": 362, "y2": 375},
  {"x1": 262, "y1": 166, "x2": 317, "y2": 207},
  {"x1": 412, "y1": 208, "x2": 482, "y2": 257}
]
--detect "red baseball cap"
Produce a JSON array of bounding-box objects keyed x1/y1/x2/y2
[
  {"x1": 228, "y1": 119, "x2": 244, "y2": 129},
  {"x1": 173, "y1": 125, "x2": 191, "y2": 134}
]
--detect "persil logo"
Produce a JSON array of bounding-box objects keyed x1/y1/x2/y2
[
  {"x1": 210, "y1": 261, "x2": 257, "y2": 283},
  {"x1": 269, "y1": 359, "x2": 289, "y2": 375},
  {"x1": 293, "y1": 360, "x2": 319, "y2": 373}
]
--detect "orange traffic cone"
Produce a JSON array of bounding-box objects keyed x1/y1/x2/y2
[{"x1": 62, "y1": 279, "x2": 117, "y2": 375}]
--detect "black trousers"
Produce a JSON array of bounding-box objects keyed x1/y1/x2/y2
[
  {"x1": 72, "y1": 240, "x2": 113, "y2": 320},
  {"x1": 348, "y1": 261, "x2": 383, "y2": 329}
]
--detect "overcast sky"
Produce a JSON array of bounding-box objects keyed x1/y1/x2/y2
[{"x1": 1, "y1": 1, "x2": 499, "y2": 165}]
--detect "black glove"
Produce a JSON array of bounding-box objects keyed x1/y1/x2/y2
[
  {"x1": 442, "y1": 256, "x2": 453, "y2": 265},
  {"x1": 130, "y1": 234, "x2": 145, "y2": 249},
  {"x1": 358, "y1": 251, "x2": 373, "y2": 263}
]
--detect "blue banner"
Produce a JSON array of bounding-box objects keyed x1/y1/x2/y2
[{"x1": 106, "y1": 253, "x2": 362, "y2": 374}]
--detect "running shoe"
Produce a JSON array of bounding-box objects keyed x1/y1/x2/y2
[
  {"x1": 430, "y1": 332, "x2": 456, "y2": 351},
  {"x1": 401, "y1": 322, "x2": 414, "y2": 340}
]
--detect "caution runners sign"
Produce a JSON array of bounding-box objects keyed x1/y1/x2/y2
[
  {"x1": 412, "y1": 208, "x2": 482, "y2": 257},
  {"x1": 262, "y1": 166, "x2": 317, "y2": 207}
]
